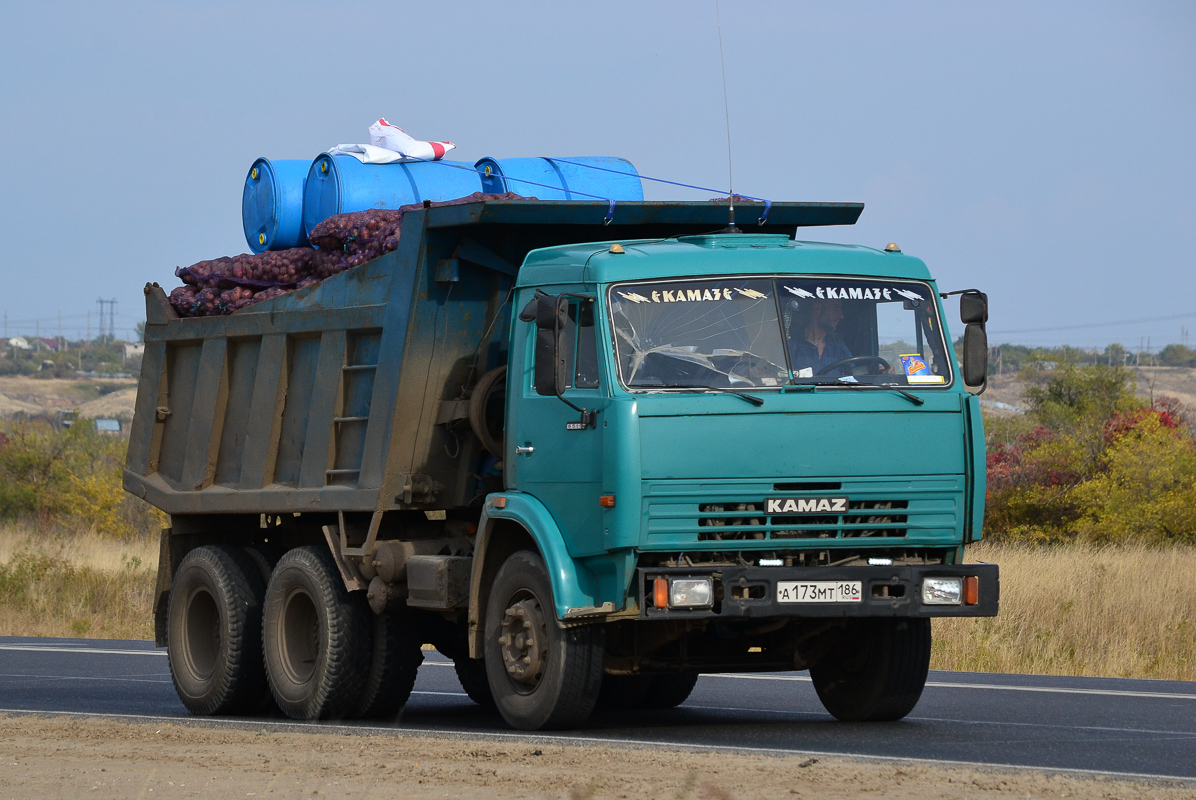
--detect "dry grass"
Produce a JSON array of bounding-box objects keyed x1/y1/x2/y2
[
  {"x1": 934, "y1": 541, "x2": 1196, "y2": 680},
  {"x1": 0, "y1": 524, "x2": 157, "y2": 639},
  {"x1": 2, "y1": 525, "x2": 1194, "y2": 682}
]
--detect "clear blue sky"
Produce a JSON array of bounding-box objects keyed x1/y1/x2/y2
[{"x1": 1, "y1": 1, "x2": 1192, "y2": 350}]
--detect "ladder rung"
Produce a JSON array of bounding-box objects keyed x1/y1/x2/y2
[
  {"x1": 325, "y1": 468, "x2": 361, "y2": 475},
  {"x1": 333, "y1": 416, "x2": 369, "y2": 423},
  {"x1": 342, "y1": 364, "x2": 378, "y2": 371}
]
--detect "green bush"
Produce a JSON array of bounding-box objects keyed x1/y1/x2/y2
[
  {"x1": 1070, "y1": 415, "x2": 1196, "y2": 544},
  {"x1": 0, "y1": 420, "x2": 164, "y2": 538}
]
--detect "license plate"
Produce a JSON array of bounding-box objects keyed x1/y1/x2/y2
[{"x1": 777, "y1": 581, "x2": 862, "y2": 603}]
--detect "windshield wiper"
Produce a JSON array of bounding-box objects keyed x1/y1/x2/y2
[
  {"x1": 654, "y1": 384, "x2": 765, "y2": 407},
  {"x1": 789, "y1": 378, "x2": 925, "y2": 406}
]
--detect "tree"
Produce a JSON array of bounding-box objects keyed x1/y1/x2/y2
[
  {"x1": 1158, "y1": 343, "x2": 1196, "y2": 367},
  {"x1": 1021, "y1": 361, "x2": 1139, "y2": 458}
]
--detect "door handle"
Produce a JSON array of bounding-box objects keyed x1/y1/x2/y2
[{"x1": 515, "y1": 445, "x2": 534, "y2": 455}]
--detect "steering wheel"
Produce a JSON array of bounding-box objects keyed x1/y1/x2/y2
[{"x1": 816, "y1": 356, "x2": 892, "y2": 377}]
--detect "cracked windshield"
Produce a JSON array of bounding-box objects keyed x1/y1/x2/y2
[{"x1": 608, "y1": 277, "x2": 951, "y2": 390}]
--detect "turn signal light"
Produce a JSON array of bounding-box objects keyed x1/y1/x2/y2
[
  {"x1": 964, "y1": 575, "x2": 979, "y2": 605},
  {"x1": 599, "y1": 494, "x2": 616, "y2": 508},
  {"x1": 491, "y1": 496, "x2": 507, "y2": 509},
  {"x1": 653, "y1": 578, "x2": 668, "y2": 609}
]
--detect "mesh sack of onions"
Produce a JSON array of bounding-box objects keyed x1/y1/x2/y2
[{"x1": 171, "y1": 192, "x2": 530, "y2": 316}]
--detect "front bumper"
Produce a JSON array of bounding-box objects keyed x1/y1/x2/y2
[{"x1": 638, "y1": 562, "x2": 999, "y2": 619}]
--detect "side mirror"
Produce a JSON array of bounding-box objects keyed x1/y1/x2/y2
[
  {"x1": 532, "y1": 295, "x2": 569, "y2": 397},
  {"x1": 959, "y1": 291, "x2": 988, "y2": 324},
  {"x1": 962, "y1": 323, "x2": 988, "y2": 390}
]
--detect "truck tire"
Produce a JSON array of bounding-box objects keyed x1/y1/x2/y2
[
  {"x1": 167, "y1": 545, "x2": 269, "y2": 716},
  {"x1": 243, "y1": 545, "x2": 284, "y2": 586},
  {"x1": 641, "y1": 672, "x2": 699, "y2": 709},
  {"x1": 483, "y1": 550, "x2": 604, "y2": 730},
  {"x1": 594, "y1": 674, "x2": 650, "y2": 713},
  {"x1": 262, "y1": 546, "x2": 371, "y2": 720},
  {"x1": 353, "y1": 609, "x2": 424, "y2": 719},
  {"x1": 809, "y1": 618, "x2": 931, "y2": 722},
  {"x1": 454, "y1": 658, "x2": 495, "y2": 707},
  {"x1": 469, "y1": 365, "x2": 506, "y2": 458}
]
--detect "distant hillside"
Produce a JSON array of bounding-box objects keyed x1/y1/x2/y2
[
  {"x1": 982, "y1": 366, "x2": 1196, "y2": 416},
  {"x1": 0, "y1": 377, "x2": 138, "y2": 422}
]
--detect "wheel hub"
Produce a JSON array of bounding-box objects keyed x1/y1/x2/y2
[{"x1": 499, "y1": 596, "x2": 547, "y2": 688}]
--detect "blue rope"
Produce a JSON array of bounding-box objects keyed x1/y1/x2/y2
[
  {"x1": 361, "y1": 153, "x2": 772, "y2": 225},
  {"x1": 391, "y1": 156, "x2": 617, "y2": 222},
  {"x1": 549, "y1": 158, "x2": 772, "y2": 224}
]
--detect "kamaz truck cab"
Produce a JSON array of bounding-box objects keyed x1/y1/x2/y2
[{"x1": 477, "y1": 230, "x2": 996, "y2": 728}]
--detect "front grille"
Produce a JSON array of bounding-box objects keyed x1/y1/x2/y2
[{"x1": 696, "y1": 500, "x2": 909, "y2": 541}]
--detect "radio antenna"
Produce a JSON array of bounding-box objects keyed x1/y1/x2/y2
[{"x1": 715, "y1": 0, "x2": 739, "y2": 232}]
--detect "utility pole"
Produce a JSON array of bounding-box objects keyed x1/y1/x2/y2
[{"x1": 96, "y1": 298, "x2": 118, "y2": 341}]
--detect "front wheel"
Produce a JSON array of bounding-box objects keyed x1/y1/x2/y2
[
  {"x1": 483, "y1": 551, "x2": 604, "y2": 730},
  {"x1": 809, "y1": 618, "x2": 931, "y2": 722}
]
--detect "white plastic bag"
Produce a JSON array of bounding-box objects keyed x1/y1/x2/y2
[
  {"x1": 326, "y1": 143, "x2": 407, "y2": 164},
  {"x1": 369, "y1": 118, "x2": 456, "y2": 160}
]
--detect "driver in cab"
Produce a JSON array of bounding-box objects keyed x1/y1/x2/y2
[{"x1": 788, "y1": 298, "x2": 852, "y2": 375}]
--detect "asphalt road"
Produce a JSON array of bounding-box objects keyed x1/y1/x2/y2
[{"x1": 2, "y1": 636, "x2": 1194, "y2": 781}]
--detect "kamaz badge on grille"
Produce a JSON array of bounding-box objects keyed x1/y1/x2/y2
[{"x1": 765, "y1": 497, "x2": 848, "y2": 514}]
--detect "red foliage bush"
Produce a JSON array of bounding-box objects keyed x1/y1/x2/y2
[
  {"x1": 986, "y1": 426, "x2": 1079, "y2": 492},
  {"x1": 1103, "y1": 400, "x2": 1183, "y2": 443}
]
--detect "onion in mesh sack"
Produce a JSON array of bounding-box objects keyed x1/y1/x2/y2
[
  {"x1": 171, "y1": 193, "x2": 531, "y2": 317},
  {"x1": 168, "y1": 285, "x2": 199, "y2": 316}
]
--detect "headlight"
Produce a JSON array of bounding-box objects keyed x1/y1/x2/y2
[
  {"x1": 670, "y1": 578, "x2": 714, "y2": 608},
  {"x1": 922, "y1": 577, "x2": 963, "y2": 605}
]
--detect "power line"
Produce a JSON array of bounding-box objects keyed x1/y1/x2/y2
[{"x1": 988, "y1": 311, "x2": 1196, "y2": 335}]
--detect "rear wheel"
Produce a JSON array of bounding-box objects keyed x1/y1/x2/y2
[
  {"x1": 809, "y1": 618, "x2": 931, "y2": 722},
  {"x1": 353, "y1": 608, "x2": 424, "y2": 719},
  {"x1": 167, "y1": 545, "x2": 268, "y2": 716},
  {"x1": 454, "y1": 658, "x2": 495, "y2": 707},
  {"x1": 640, "y1": 672, "x2": 699, "y2": 709},
  {"x1": 262, "y1": 546, "x2": 371, "y2": 720},
  {"x1": 594, "y1": 674, "x2": 651, "y2": 713},
  {"x1": 483, "y1": 551, "x2": 604, "y2": 730},
  {"x1": 243, "y1": 545, "x2": 283, "y2": 586}
]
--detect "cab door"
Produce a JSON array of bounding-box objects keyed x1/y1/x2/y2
[{"x1": 506, "y1": 289, "x2": 608, "y2": 556}]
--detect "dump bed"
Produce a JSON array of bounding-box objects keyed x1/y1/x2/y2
[{"x1": 124, "y1": 199, "x2": 863, "y2": 517}]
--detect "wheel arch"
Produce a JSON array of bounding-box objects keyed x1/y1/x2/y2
[{"x1": 467, "y1": 493, "x2": 599, "y2": 657}]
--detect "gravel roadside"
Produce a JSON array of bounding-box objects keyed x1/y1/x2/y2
[{"x1": 1, "y1": 715, "x2": 1192, "y2": 800}]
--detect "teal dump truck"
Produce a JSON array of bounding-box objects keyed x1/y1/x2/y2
[{"x1": 126, "y1": 198, "x2": 997, "y2": 730}]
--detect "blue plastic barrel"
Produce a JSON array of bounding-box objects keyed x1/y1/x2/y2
[
  {"x1": 243, "y1": 158, "x2": 310, "y2": 252},
  {"x1": 473, "y1": 157, "x2": 643, "y2": 201},
  {"x1": 302, "y1": 155, "x2": 483, "y2": 237}
]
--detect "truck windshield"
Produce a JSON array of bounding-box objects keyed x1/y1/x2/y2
[{"x1": 608, "y1": 277, "x2": 951, "y2": 390}]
